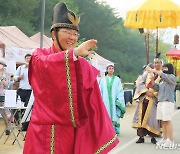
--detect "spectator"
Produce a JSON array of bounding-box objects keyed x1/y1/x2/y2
[
  {"x1": 147, "y1": 63, "x2": 176, "y2": 147},
  {"x1": 14, "y1": 54, "x2": 32, "y2": 107},
  {"x1": 0, "y1": 58, "x2": 10, "y2": 135}
]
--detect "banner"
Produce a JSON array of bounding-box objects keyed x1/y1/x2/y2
[{"x1": 5, "y1": 45, "x2": 34, "y2": 63}]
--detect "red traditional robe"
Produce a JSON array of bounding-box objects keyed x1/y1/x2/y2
[{"x1": 23, "y1": 45, "x2": 119, "y2": 154}]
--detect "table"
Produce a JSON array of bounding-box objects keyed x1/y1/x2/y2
[{"x1": 0, "y1": 106, "x2": 28, "y2": 148}]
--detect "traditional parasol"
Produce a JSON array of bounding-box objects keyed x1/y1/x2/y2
[
  {"x1": 166, "y1": 49, "x2": 180, "y2": 76},
  {"x1": 124, "y1": 0, "x2": 180, "y2": 63}
]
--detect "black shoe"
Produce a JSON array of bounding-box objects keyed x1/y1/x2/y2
[
  {"x1": 136, "y1": 137, "x2": 144, "y2": 143},
  {"x1": 5, "y1": 130, "x2": 10, "y2": 135},
  {"x1": 151, "y1": 137, "x2": 157, "y2": 144},
  {"x1": 177, "y1": 107, "x2": 180, "y2": 109}
]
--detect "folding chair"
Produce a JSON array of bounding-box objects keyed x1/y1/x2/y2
[{"x1": 12, "y1": 92, "x2": 34, "y2": 144}]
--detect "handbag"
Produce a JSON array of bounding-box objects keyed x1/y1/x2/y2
[{"x1": 12, "y1": 66, "x2": 22, "y2": 90}]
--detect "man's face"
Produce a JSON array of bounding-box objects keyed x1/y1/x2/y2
[
  {"x1": 25, "y1": 56, "x2": 31, "y2": 64},
  {"x1": 154, "y1": 61, "x2": 162, "y2": 71},
  {"x1": 53, "y1": 28, "x2": 79, "y2": 51},
  {"x1": 107, "y1": 66, "x2": 114, "y2": 75}
]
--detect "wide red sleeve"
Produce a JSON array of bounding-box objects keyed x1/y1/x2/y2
[
  {"x1": 74, "y1": 58, "x2": 119, "y2": 154},
  {"x1": 29, "y1": 48, "x2": 80, "y2": 127}
]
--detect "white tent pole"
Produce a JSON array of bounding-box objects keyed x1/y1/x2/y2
[{"x1": 40, "y1": 0, "x2": 45, "y2": 48}]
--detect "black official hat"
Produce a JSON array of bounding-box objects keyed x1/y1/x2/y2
[
  {"x1": 51, "y1": 2, "x2": 80, "y2": 31},
  {"x1": 154, "y1": 52, "x2": 163, "y2": 63}
]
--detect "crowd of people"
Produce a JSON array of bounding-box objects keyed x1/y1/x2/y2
[{"x1": 0, "y1": 1, "x2": 178, "y2": 154}]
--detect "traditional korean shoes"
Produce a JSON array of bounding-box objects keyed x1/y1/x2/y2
[
  {"x1": 136, "y1": 137, "x2": 144, "y2": 143},
  {"x1": 151, "y1": 137, "x2": 157, "y2": 144}
]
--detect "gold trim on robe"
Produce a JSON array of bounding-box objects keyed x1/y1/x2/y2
[
  {"x1": 95, "y1": 134, "x2": 118, "y2": 154},
  {"x1": 50, "y1": 125, "x2": 55, "y2": 154},
  {"x1": 64, "y1": 50, "x2": 76, "y2": 127},
  {"x1": 132, "y1": 98, "x2": 161, "y2": 135}
]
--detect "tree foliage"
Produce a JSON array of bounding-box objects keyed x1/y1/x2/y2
[{"x1": 0, "y1": 0, "x2": 39, "y2": 35}]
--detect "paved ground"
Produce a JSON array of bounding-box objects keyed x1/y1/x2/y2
[
  {"x1": 0, "y1": 120, "x2": 23, "y2": 154},
  {"x1": 109, "y1": 103, "x2": 180, "y2": 154},
  {"x1": 0, "y1": 102, "x2": 179, "y2": 154}
]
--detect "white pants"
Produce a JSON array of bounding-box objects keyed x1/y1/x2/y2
[{"x1": 157, "y1": 102, "x2": 174, "y2": 121}]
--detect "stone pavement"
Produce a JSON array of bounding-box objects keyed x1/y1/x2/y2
[
  {"x1": 109, "y1": 103, "x2": 180, "y2": 154},
  {"x1": 0, "y1": 119, "x2": 23, "y2": 154},
  {"x1": 2, "y1": 102, "x2": 179, "y2": 154},
  {"x1": 0, "y1": 102, "x2": 136, "y2": 154}
]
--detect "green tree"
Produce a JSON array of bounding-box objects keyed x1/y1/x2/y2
[
  {"x1": 31, "y1": 0, "x2": 78, "y2": 37},
  {"x1": 0, "y1": 0, "x2": 40, "y2": 35},
  {"x1": 75, "y1": 0, "x2": 146, "y2": 81}
]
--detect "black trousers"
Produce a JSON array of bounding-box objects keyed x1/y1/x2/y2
[{"x1": 17, "y1": 89, "x2": 32, "y2": 107}]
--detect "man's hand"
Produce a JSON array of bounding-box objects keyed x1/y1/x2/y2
[
  {"x1": 74, "y1": 39, "x2": 97, "y2": 57},
  {"x1": 146, "y1": 66, "x2": 162, "y2": 76}
]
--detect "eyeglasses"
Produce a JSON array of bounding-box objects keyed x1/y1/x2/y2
[{"x1": 60, "y1": 30, "x2": 80, "y2": 38}]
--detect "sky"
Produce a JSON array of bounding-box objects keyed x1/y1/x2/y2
[
  {"x1": 98, "y1": 0, "x2": 180, "y2": 46},
  {"x1": 101, "y1": 0, "x2": 180, "y2": 18}
]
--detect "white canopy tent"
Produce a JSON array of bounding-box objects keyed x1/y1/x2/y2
[
  {"x1": 30, "y1": 32, "x2": 52, "y2": 48},
  {"x1": 0, "y1": 26, "x2": 39, "y2": 74},
  {"x1": 91, "y1": 53, "x2": 114, "y2": 77},
  {"x1": 0, "y1": 26, "x2": 39, "y2": 62}
]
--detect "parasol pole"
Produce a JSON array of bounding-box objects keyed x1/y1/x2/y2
[
  {"x1": 144, "y1": 30, "x2": 150, "y2": 65},
  {"x1": 147, "y1": 29, "x2": 150, "y2": 64},
  {"x1": 156, "y1": 28, "x2": 158, "y2": 56},
  {"x1": 144, "y1": 34, "x2": 148, "y2": 65}
]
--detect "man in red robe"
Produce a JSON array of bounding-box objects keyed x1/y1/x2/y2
[{"x1": 23, "y1": 2, "x2": 119, "y2": 154}]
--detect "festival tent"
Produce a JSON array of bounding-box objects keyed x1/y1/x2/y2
[
  {"x1": 0, "y1": 26, "x2": 39, "y2": 74},
  {"x1": 0, "y1": 26, "x2": 39, "y2": 48},
  {"x1": 91, "y1": 53, "x2": 114, "y2": 76},
  {"x1": 30, "y1": 32, "x2": 52, "y2": 48},
  {"x1": 0, "y1": 26, "x2": 39, "y2": 62}
]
